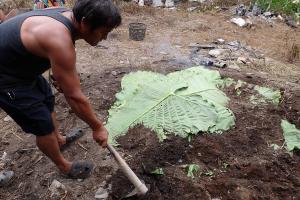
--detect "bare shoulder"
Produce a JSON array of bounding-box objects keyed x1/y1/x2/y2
[{"x1": 21, "y1": 15, "x2": 74, "y2": 57}]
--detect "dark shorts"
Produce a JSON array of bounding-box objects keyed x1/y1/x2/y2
[{"x1": 0, "y1": 75, "x2": 55, "y2": 136}]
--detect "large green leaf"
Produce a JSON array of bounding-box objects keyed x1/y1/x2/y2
[
  {"x1": 281, "y1": 120, "x2": 300, "y2": 151},
  {"x1": 106, "y1": 67, "x2": 235, "y2": 143},
  {"x1": 254, "y1": 86, "x2": 281, "y2": 106}
]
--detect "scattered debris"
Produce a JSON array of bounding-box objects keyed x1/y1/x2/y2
[
  {"x1": 0, "y1": 152, "x2": 8, "y2": 169},
  {"x1": 215, "y1": 38, "x2": 225, "y2": 44},
  {"x1": 285, "y1": 17, "x2": 299, "y2": 28},
  {"x1": 188, "y1": 0, "x2": 207, "y2": 2},
  {"x1": 236, "y1": 4, "x2": 247, "y2": 16},
  {"x1": 165, "y1": 0, "x2": 174, "y2": 8},
  {"x1": 208, "y1": 49, "x2": 227, "y2": 57},
  {"x1": 185, "y1": 164, "x2": 200, "y2": 179},
  {"x1": 49, "y1": 179, "x2": 67, "y2": 198},
  {"x1": 237, "y1": 57, "x2": 247, "y2": 64},
  {"x1": 263, "y1": 11, "x2": 273, "y2": 18},
  {"x1": 3, "y1": 115, "x2": 12, "y2": 122},
  {"x1": 95, "y1": 183, "x2": 112, "y2": 200},
  {"x1": 111, "y1": 71, "x2": 118, "y2": 76},
  {"x1": 251, "y1": 4, "x2": 262, "y2": 16},
  {"x1": 214, "y1": 62, "x2": 227, "y2": 68},
  {"x1": 150, "y1": 168, "x2": 164, "y2": 175},
  {"x1": 230, "y1": 17, "x2": 247, "y2": 27},
  {"x1": 0, "y1": 170, "x2": 14, "y2": 187},
  {"x1": 187, "y1": 7, "x2": 198, "y2": 12},
  {"x1": 152, "y1": 0, "x2": 163, "y2": 7}
]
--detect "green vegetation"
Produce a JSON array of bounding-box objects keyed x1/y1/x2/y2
[
  {"x1": 254, "y1": 0, "x2": 300, "y2": 20},
  {"x1": 281, "y1": 120, "x2": 300, "y2": 151},
  {"x1": 150, "y1": 168, "x2": 164, "y2": 175},
  {"x1": 253, "y1": 86, "x2": 281, "y2": 106},
  {"x1": 186, "y1": 164, "x2": 200, "y2": 179}
]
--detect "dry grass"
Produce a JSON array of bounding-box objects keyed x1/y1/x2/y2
[
  {"x1": 287, "y1": 43, "x2": 300, "y2": 64},
  {"x1": 0, "y1": 0, "x2": 32, "y2": 11},
  {"x1": 116, "y1": 1, "x2": 157, "y2": 16}
]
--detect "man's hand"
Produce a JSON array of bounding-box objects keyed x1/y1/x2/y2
[{"x1": 93, "y1": 126, "x2": 109, "y2": 148}]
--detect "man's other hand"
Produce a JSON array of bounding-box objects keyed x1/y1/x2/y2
[{"x1": 93, "y1": 126, "x2": 108, "y2": 148}]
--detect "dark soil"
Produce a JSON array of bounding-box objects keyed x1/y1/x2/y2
[{"x1": 106, "y1": 67, "x2": 300, "y2": 200}]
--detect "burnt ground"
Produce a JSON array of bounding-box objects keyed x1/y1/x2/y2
[{"x1": 0, "y1": 2, "x2": 300, "y2": 200}]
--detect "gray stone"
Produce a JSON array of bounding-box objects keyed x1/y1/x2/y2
[
  {"x1": 286, "y1": 18, "x2": 298, "y2": 28},
  {"x1": 49, "y1": 180, "x2": 66, "y2": 198},
  {"x1": 251, "y1": 4, "x2": 262, "y2": 16},
  {"x1": 236, "y1": 4, "x2": 247, "y2": 16},
  {"x1": 111, "y1": 71, "x2": 118, "y2": 76},
  {"x1": 227, "y1": 40, "x2": 241, "y2": 47},
  {"x1": 187, "y1": 7, "x2": 198, "y2": 12},
  {"x1": 95, "y1": 187, "x2": 109, "y2": 199},
  {"x1": 216, "y1": 38, "x2": 225, "y2": 44},
  {"x1": 263, "y1": 11, "x2": 273, "y2": 17},
  {"x1": 3, "y1": 115, "x2": 12, "y2": 122},
  {"x1": 209, "y1": 49, "x2": 227, "y2": 57},
  {"x1": 230, "y1": 17, "x2": 247, "y2": 27}
]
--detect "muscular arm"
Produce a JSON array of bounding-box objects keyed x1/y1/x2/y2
[{"x1": 49, "y1": 37, "x2": 103, "y2": 131}]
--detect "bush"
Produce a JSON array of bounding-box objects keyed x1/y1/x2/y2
[{"x1": 254, "y1": 0, "x2": 300, "y2": 19}]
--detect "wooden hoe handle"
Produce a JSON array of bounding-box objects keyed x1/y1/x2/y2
[{"x1": 107, "y1": 144, "x2": 148, "y2": 196}]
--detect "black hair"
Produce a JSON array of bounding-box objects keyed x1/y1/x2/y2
[{"x1": 72, "y1": 0, "x2": 121, "y2": 31}]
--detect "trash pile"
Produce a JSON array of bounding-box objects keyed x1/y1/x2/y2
[
  {"x1": 230, "y1": 3, "x2": 299, "y2": 28},
  {"x1": 189, "y1": 39, "x2": 264, "y2": 71}
]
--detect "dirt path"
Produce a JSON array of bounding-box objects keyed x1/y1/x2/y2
[{"x1": 0, "y1": 4, "x2": 300, "y2": 200}]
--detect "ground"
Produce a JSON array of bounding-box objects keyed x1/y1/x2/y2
[{"x1": 0, "y1": 3, "x2": 300, "y2": 200}]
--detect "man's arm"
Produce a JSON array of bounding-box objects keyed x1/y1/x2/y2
[{"x1": 39, "y1": 26, "x2": 108, "y2": 147}]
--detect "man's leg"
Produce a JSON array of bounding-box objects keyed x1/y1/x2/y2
[
  {"x1": 51, "y1": 112, "x2": 66, "y2": 146},
  {"x1": 36, "y1": 131, "x2": 71, "y2": 173}
]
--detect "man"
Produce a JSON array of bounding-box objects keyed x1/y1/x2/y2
[{"x1": 0, "y1": 0, "x2": 121, "y2": 179}]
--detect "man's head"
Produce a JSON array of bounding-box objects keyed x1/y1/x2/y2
[{"x1": 73, "y1": 0, "x2": 121, "y2": 45}]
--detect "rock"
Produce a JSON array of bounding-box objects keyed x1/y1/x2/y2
[
  {"x1": 251, "y1": 4, "x2": 261, "y2": 16},
  {"x1": 187, "y1": 7, "x2": 198, "y2": 12},
  {"x1": 227, "y1": 40, "x2": 241, "y2": 47},
  {"x1": 230, "y1": 17, "x2": 247, "y2": 27},
  {"x1": 0, "y1": 152, "x2": 8, "y2": 168},
  {"x1": 152, "y1": 0, "x2": 163, "y2": 7},
  {"x1": 236, "y1": 4, "x2": 247, "y2": 16},
  {"x1": 191, "y1": 56, "x2": 214, "y2": 66},
  {"x1": 277, "y1": 15, "x2": 284, "y2": 21},
  {"x1": 216, "y1": 38, "x2": 225, "y2": 44},
  {"x1": 209, "y1": 49, "x2": 226, "y2": 57},
  {"x1": 159, "y1": 51, "x2": 168, "y2": 55},
  {"x1": 138, "y1": 0, "x2": 144, "y2": 6},
  {"x1": 237, "y1": 57, "x2": 247, "y2": 64},
  {"x1": 111, "y1": 71, "x2": 118, "y2": 76},
  {"x1": 49, "y1": 180, "x2": 66, "y2": 197},
  {"x1": 165, "y1": 0, "x2": 174, "y2": 8},
  {"x1": 286, "y1": 18, "x2": 298, "y2": 28},
  {"x1": 214, "y1": 62, "x2": 227, "y2": 68},
  {"x1": 245, "y1": 18, "x2": 253, "y2": 27},
  {"x1": 228, "y1": 63, "x2": 241, "y2": 71},
  {"x1": 0, "y1": 170, "x2": 14, "y2": 187},
  {"x1": 3, "y1": 115, "x2": 12, "y2": 122},
  {"x1": 188, "y1": 43, "x2": 215, "y2": 49},
  {"x1": 263, "y1": 11, "x2": 273, "y2": 17},
  {"x1": 95, "y1": 187, "x2": 109, "y2": 199},
  {"x1": 188, "y1": 0, "x2": 207, "y2": 2}
]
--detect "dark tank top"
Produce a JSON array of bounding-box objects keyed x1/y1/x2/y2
[{"x1": 0, "y1": 8, "x2": 75, "y2": 88}]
